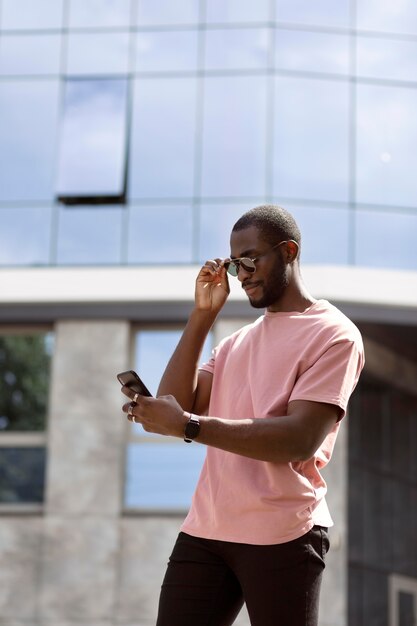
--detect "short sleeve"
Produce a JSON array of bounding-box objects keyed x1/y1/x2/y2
[{"x1": 289, "y1": 339, "x2": 365, "y2": 418}]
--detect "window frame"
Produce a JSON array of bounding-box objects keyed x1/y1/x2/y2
[
  {"x1": 123, "y1": 323, "x2": 210, "y2": 515},
  {"x1": 0, "y1": 325, "x2": 52, "y2": 514},
  {"x1": 389, "y1": 573, "x2": 417, "y2": 626}
]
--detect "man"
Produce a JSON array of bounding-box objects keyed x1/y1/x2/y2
[{"x1": 121, "y1": 205, "x2": 364, "y2": 625}]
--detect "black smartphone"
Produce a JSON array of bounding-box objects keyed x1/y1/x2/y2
[{"x1": 117, "y1": 370, "x2": 153, "y2": 397}]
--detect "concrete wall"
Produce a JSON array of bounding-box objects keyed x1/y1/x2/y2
[{"x1": 0, "y1": 318, "x2": 346, "y2": 626}]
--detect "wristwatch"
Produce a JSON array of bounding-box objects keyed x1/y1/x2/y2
[{"x1": 184, "y1": 413, "x2": 200, "y2": 443}]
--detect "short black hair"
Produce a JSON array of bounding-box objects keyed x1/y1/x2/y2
[{"x1": 232, "y1": 205, "x2": 301, "y2": 249}]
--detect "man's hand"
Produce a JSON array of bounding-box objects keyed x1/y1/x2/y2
[
  {"x1": 195, "y1": 259, "x2": 230, "y2": 314},
  {"x1": 122, "y1": 386, "x2": 187, "y2": 438}
]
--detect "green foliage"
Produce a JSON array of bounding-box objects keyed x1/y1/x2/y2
[{"x1": 0, "y1": 334, "x2": 52, "y2": 431}]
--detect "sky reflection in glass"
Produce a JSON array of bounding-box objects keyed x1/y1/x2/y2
[
  {"x1": 204, "y1": 28, "x2": 270, "y2": 71},
  {"x1": 286, "y1": 204, "x2": 350, "y2": 265},
  {"x1": 276, "y1": 0, "x2": 350, "y2": 28},
  {"x1": 0, "y1": 34, "x2": 61, "y2": 76},
  {"x1": 356, "y1": 36, "x2": 417, "y2": 83},
  {"x1": 68, "y1": 0, "x2": 132, "y2": 29},
  {"x1": 128, "y1": 205, "x2": 193, "y2": 264},
  {"x1": 135, "y1": 30, "x2": 198, "y2": 73},
  {"x1": 356, "y1": 0, "x2": 417, "y2": 36},
  {"x1": 275, "y1": 29, "x2": 350, "y2": 76},
  {"x1": 0, "y1": 207, "x2": 52, "y2": 266},
  {"x1": 199, "y1": 203, "x2": 252, "y2": 263},
  {"x1": 125, "y1": 328, "x2": 211, "y2": 509},
  {"x1": 135, "y1": 0, "x2": 199, "y2": 26},
  {"x1": 0, "y1": 0, "x2": 64, "y2": 30},
  {"x1": 0, "y1": 80, "x2": 60, "y2": 202},
  {"x1": 129, "y1": 78, "x2": 197, "y2": 198},
  {"x1": 206, "y1": 0, "x2": 270, "y2": 23},
  {"x1": 273, "y1": 76, "x2": 349, "y2": 202},
  {"x1": 56, "y1": 206, "x2": 123, "y2": 264},
  {"x1": 201, "y1": 75, "x2": 267, "y2": 198},
  {"x1": 356, "y1": 84, "x2": 417, "y2": 208},
  {"x1": 66, "y1": 33, "x2": 130, "y2": 76},
  {"x1": 56, "y1": 79, "x2": 128, "y2": 200},
  {"x1": 355, "y1": 209, "x2": 417, "y2": 270}
]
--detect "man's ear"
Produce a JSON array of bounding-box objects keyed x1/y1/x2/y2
[{"x1": 286, "y1": 240, "x2": 299, "y2": 263}]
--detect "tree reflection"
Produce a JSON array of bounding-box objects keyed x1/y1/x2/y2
[{"x1": 0, "y1": 334, "x2": 51, "y2": 431}]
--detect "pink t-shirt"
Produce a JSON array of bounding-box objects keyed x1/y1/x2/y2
[{"x1": 181, "y1": 300, "x2": 364, "y2": 545}]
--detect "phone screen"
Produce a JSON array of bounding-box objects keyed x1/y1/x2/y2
[{"x1": 117, "y1": 370, "x2": 153, "y2": 397}]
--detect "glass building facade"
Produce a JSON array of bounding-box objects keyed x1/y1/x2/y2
[
  {"x1": 0, "y1": 2, "x2": 417, "y2": 626},
  {"x1": 0, "y1": 0, "x2": 416, "y2": 269}
]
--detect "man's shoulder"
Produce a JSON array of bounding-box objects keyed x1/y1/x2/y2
[{"x1": 310, "y1": 300, "x2": 363, "y2": 345}]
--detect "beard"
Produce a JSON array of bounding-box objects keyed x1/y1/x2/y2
[{"x1": 247, "y1": 255, "x2": 289, "y2": 309}]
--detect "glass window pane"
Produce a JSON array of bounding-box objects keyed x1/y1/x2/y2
[
  {"x1": 0, "y1": 333, "x2": 53, "y2": 431},
  {"x1": 124, "y1": 329, "x2": 212, "y2": 510},
  {"x1": 356, "y1": 36, "x2": 417, "y2": 83},
  {"x1": 199, "y1": 203, "x2": 251, "y2": 262},
  {"x1": 129, "y1": 78, "x2": 197, "y2": 198},
  {"x1": 355, "y1": 209, "x2": 417, "y2": 271},
  {"x1": 56, "y1": 206, "x2": 123, "y2": 264},
  {"x1": 56, "y1": 79, "x2": 128, "y2": 201},
  {"x1": 273, "y1": 76, "x2": 349, "y2": 202},
  {"x1": 1, "y1": 0, "x2": 64, "y2": 30},
  {"x1": 356, "y1": 84, "x2": 417, "y2": 208},
  {"x1": 68, "y1": 0, "x2": 132, "y2": 28},
  {"x1": 0, "y1": 448, "x2": 46, "y2": 503},
  {"x1": 0, "y1": 34, "x2": 61, "y2": 76},
  {"x1": 276, "y1": 0, "x2": 350, "y2": 28},
  {"x1": 286, "y1": 204, "x2": 350, "y2": 265},
  {"x1": 201, "y1": 75, "x2": 267, "y2": 198},
  {"x1": 275, "y1": 29, "x2": 349, "y2": 75},
  {"x1": 0, "y1": 207, "x2": 52, "y2": 266},
  {"x1": 357, "y1": 0, "x2": 417, "y2": 36},
  {"x1": 206, "y1": 0, "x2": 270, "y2": 23},
  {"x1": 136, "y1": 330, "x2": 183, "y2": 394},
  {"x1": 399, "y1": 591, "x2": 415, "y2": 626},
  {"x1": 135, "y1": 0, "x2": 199, "y2": 26},
  {"x1": 66, "y1": 33, "x2": 130, "y2": 76},
  {"x1": 125, "y1": 443, "x2": 205, "y2": 509},
  {"x1": 204, "y1": 28, "x2": 270, "y2": 71},
  {"x1": 135, "y1": 31, "x2": 198, "y2": 73},
  {"x1": 0, "y1": 80, "x2": 60, "y2": 202},
  {"x1": 128, "y1": 205, "x2": 193, "y2": 263}
]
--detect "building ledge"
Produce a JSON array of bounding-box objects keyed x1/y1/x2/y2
[{"x1": 0, "y1": 265, "x2": 416, "y2": 324}]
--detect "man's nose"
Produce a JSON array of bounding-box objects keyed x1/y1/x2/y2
[{"x1": 237, "y1": 265, "x2": 252, "y2": 282}]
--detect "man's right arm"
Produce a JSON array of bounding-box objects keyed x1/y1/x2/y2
[{"x1": 157, "y1": 259, "x2": 230, "y2": 414}]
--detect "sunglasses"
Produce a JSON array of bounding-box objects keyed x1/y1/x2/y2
[{"x1": 224, "y1": 240, "x2": 292, "y2": 277}]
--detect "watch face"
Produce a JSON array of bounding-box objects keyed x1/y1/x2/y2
[{"x1": 184, "y1": 417, "x2": 200, "y2": 441}]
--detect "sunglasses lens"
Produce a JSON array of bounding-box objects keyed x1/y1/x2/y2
[
  {"x1": 226, "y1": 262, "x2": 238, "y2": 277},
  {"x1": 240, "y1": 258, "x2": 256, "y2": 273}
]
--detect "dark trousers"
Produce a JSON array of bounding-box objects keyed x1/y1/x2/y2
[{"x1": 156, "y1": 525, "x2": 329, "y2": 626}]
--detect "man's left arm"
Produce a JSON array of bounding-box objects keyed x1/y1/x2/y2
[{"x1": 122, "y1": 393, "x2": 340, "y2": 464}]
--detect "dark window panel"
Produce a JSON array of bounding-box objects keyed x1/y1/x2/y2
[
  {"x1": 0, "y1": 334, "x2": 52, "y2": 432},
  {"x1": 0, "y1": 447, "x2": 46, "y2": 503}
]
